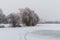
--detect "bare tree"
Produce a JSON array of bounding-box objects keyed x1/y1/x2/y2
[
  {"x1": 7, "y1": 13, "x2": 21, "y2": 27},
  {"x1": 20, "y1": 8, "x2": 39, "y2": 26}
]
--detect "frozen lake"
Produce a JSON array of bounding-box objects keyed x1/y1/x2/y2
[{"x1": 0, "y1": 24, "x2": 60, "y2": 40}]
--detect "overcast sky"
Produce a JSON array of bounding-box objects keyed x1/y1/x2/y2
[{"x1": 0, "y1": 0, "x2": 60, "y2": 21}]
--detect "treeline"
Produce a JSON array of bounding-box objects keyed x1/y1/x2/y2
[{"x1": 0, "y1": 8, "x2": 39, "y2": 27}]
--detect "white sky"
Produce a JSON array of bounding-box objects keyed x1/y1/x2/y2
[{"x1": 0, "y1": 0, "x2": 60, "y2": 21}]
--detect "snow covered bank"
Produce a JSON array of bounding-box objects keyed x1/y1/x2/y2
[
  {"x1": 26, "y1": 24, "x2": 60, "y2": 40},
  {"x1": 0, "y1": 24, "x2": 60, "y2": 40}
]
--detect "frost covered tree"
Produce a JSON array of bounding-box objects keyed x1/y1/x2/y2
[
  {"x1": 7, "y1": 13, "x2": 21, "y2": 27},
  {"x1": 0, "y1": 9, "x2": 6, "y2": 23},
  {"x1": 20, "y1": 8, "x2": 39, "y2": 26}
]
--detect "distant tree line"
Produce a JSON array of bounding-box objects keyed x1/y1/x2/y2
[{"x1": 0, "y1": 8, "x2": 39, "y2": 27}]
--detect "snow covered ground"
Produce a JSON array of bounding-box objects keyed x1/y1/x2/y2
[{"x1": 0, "y1": 24, "x2": 60, "y2": 40}]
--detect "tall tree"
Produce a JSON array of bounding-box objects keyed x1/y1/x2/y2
[
  {"x1": 20, "y1": 8, "x2": 39, "y2": 26},
  {"x1": 0, "y1": 9, "x2": 6, "y2": 23},
  {"x1": 7, "y1": 13, "x2": 21, "y2": 27}
]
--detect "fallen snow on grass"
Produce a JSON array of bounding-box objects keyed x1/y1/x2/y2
[{"x1": 0, "y1": 24, "x2": 60, "y2": 40}]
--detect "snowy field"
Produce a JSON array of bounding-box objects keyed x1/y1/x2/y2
[{"x1": 0, "y1": 24, "x2": 60, "y2": 40}]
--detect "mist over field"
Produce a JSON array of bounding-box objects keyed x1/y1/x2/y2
[{"x1": 0, "y1": 0, "x2": 60, "y2": 21}]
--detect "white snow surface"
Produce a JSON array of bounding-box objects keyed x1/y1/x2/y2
[{"x1": 0, "y1": 24, "x2": 60, "y2": 40}]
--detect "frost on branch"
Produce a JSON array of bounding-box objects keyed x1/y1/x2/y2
[
  {"x1": 20, "y1": 8, "x2": 39, "y2": 26},
  {"x1": 7, "y1": 13, "x2": 21, "y2": 27}
]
